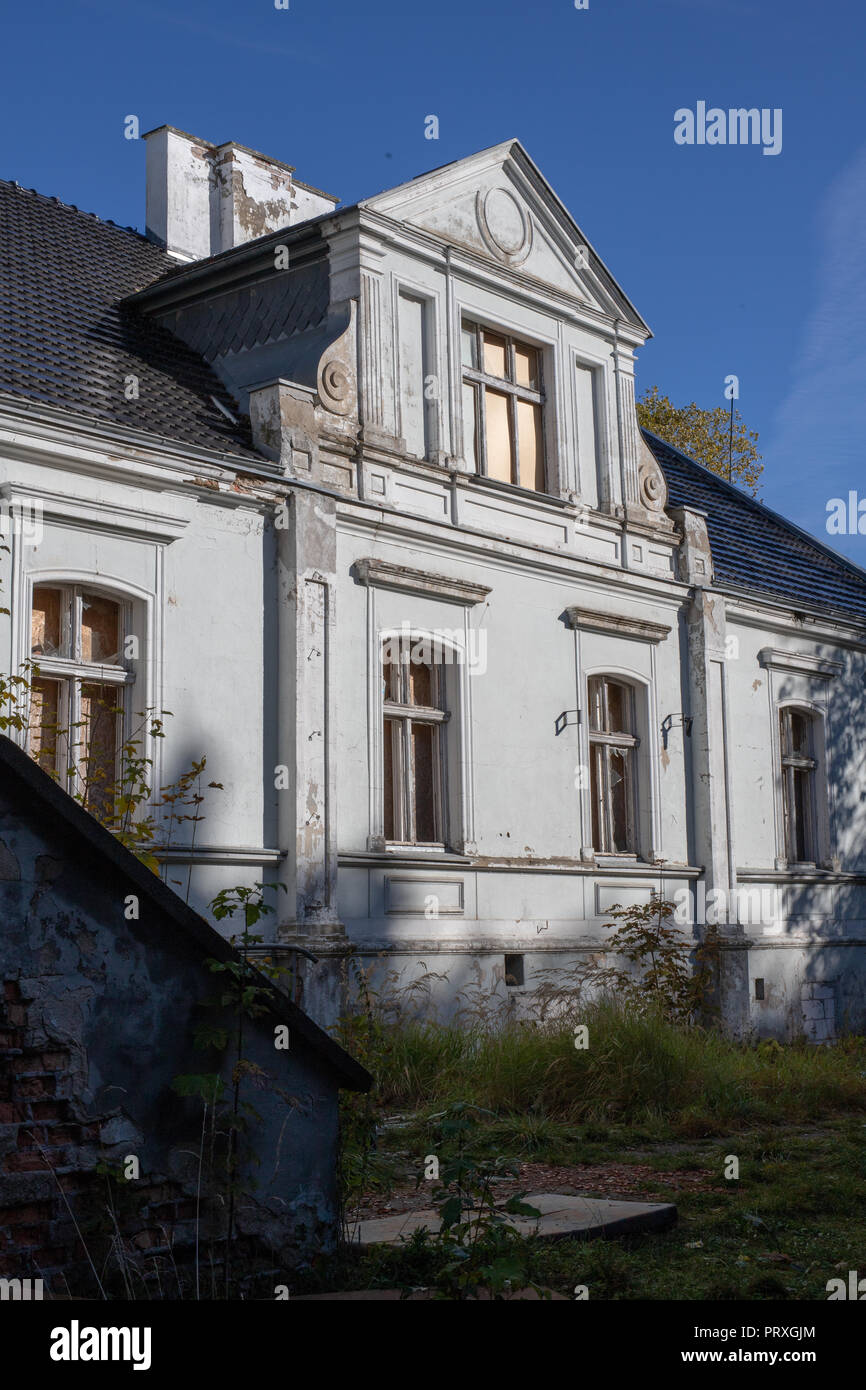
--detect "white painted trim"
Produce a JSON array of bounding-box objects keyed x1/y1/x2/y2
[
  {"x1": 0, "y1": 482, "x2": 188, "y2": 543},
  {"x1": 759, "y1": 648, "x2": 843, "y2": 679}
]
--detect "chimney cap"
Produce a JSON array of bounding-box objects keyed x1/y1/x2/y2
[{"x1": 142, "y1": 125, "x2": 297, "y2": 175}]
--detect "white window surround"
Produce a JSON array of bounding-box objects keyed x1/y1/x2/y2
[
  {"x1": 3, "y1": 477, "x2": 180, "y2": 789},
  {"x1": 588, "y1": 675, "x2": 639, "y2": 855},
  {"x1": 364, "y1": 616, "x2": 478, "y2": 857},
  {"x1": 18, "y1": 569, "x2": 159, "y2": 805},
  {"x1": 454, "y1": 302, "x2": 562, "y2": 496},
  {"x1": 381, "y1": 634, "x2": 450, "y2": 848},
  {"x1": 759, "y1": 652, "x2": 839, "y2": 872},
  {"x1": 575, "y1": 663, "x2": 662, "y2": 866},
  {"x1": 770, "y1": 698, "x2": 833, "y2": 871}
]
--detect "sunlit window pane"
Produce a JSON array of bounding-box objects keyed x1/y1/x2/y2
[
  {"x1": 517, "y1": 399, "x2": 544, "y2": 491},
  {"x1": 514, "y1": 344, "x2": 538, "y2": 388},
  {"x1": 382, "y1": 654, "x2": 401, "y2": 703},
  {"x1": 485, "y1": 390, "x2": 512, "y2": 482},
  {"x1": 29, "y1": 678, "x2": 59, "y2": 772},
  {"x1": 408, "y1": 659, "x2": 432, "y2": 709},
  {"x1": 461, "y1": 323, "x2": 477, "y2": 369},
  {"x1": 588, "y1": 677, "x2": 603, "y2": 732},
  {"x1": 81, "y1": 594, "x2": 120, "y2": 664},
  {"x1": 462, "y1": 382, "x2": 478, "y2": 472},
  {"x1": 31, "y1": 587, "x2": 63, "y2": 657},
  {"x1": 80, "y1": 683, "x2": 118, "y2": 817},
  {"x1": 482, "y1": 333, "x2": 507, "y2": 380}
]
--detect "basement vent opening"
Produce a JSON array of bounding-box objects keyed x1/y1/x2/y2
[
  {"x1": 504, "y1": 953, "x2": 524, "y2": 988},
  {"x1": 755, "y1": 978, "x2": 765, "y2": 1001}
]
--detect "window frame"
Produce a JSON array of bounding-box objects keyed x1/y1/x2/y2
[
  {"x1": 587, "y1": 674, "x2": 640, "y2": 856},
  {"x1": 28, "y1": 582, "x2": 133, "y2": 808},
  {"x1": 778, "y1": 705, "x2": 819, "y2": 867},
  {"x1": 461, "y1": 319, "x2": 546, "y2": 492},
  {"x1": 381, "y1": 636, "x2": 451, "y2": 848}
]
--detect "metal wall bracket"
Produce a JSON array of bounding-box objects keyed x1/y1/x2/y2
[
  {"x1": 661, "y1": 713, "x2": 693, "y2": 750},
  {"x1": 555, "y1": 709, "x2": 581, "y2": 736}
]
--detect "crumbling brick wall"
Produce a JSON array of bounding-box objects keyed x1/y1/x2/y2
[
  {"x1": 0, "y1": 977, "x2": 206, "y2": 1294},
  {"x1": 0, "y1": 739, "x2": 367, "y2": 1299}
]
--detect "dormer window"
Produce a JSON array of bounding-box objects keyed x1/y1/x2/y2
[{"x1": 461, "y1": 320, "x2": 545, "y2": 491}]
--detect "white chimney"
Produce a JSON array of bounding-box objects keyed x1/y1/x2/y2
[{"x1": 143, "y1": 126, "x2": 338, "y2": 262}]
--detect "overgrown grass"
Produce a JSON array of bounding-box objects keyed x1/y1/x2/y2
[
  {"x1": 363, "y1": 1001, "x2": 866, "y2": 1136},
  {"x1": 325, "y1": 993, "x2": 866, "y2": 1299}
]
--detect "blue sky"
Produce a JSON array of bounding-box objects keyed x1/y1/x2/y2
[{"x1": 3, "y1": 0, "x2": 865, "y2": 559}]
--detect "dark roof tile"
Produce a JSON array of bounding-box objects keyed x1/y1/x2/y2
[
  {"x1": 646, "y1": 430, "x2": 866, "y2": 624},
  {"x1": 0, "y1": 180, "x2": 257, "y2": 458}
]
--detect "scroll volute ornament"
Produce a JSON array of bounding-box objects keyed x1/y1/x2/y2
[
  {"x1": 316, "y1": 300, "x2": 358, "y2": 418},
  {"x1": 637, "y1": 429, "x2": 668, "y2": 514}
]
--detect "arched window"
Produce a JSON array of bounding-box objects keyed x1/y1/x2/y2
[
  {"x1": 588, "y1": 675, "x2": 638, "y2": 854},
  {"x1": 28, "y1": 583, "x2": 132, "y2": 817},
  {"x1": 381, "y1": 633, "x2": 450, "y2": 846},
  {"x1": 779, "y1": 706, "x2": 819, "y2": 864}
]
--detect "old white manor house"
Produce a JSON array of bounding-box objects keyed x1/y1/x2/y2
[{"x1": 2, "y1": 128, "x2": 866, "y2": 1040}]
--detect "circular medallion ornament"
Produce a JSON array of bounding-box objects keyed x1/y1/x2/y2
[
  {"x1": 475, "y1": 187, "x2": 533, "y2": 265},
  {"x1": 317, "y1": 358, "x2": 355, "y2": 416},
  {"x1": 639, "y1": 460, "x2": 667, "y2": 511}
]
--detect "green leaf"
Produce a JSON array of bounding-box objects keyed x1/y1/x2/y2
[{"x1": 171, "y1": 1072, "x2": 223, "y2": 1103}]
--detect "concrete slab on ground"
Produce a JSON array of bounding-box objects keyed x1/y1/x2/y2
[{"x1": 350, "y1": 1193, "x2": 677, "y2": 1248}]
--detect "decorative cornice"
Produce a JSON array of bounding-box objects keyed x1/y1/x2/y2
[
  {"x1": 352, "y1": 557, "x2": 491, "y2": 606},
  {"x1": 565, "y1": 606, "x2": 671, "y2": 643},
  {"x1": 758, "y1": 648, "x2": 843, "y2": 679},
  {"x1": 0, "y1": 482, "x2": 189, "y2": 543}
]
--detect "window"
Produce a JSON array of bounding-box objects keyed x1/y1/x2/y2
[
  {"x1": 588, "y1": 675, "x2": 638, "y2": 854},
  {"x1": 28, "y1": 584, "x2": 130, "y2": 817},
  {"x1": 504, "y1": 954, "x2": 525, "y2": 988},
  {"x1": 779, "y1": 707, "x2": 818, "y2": 864},
  {"x1": 461, "y1": 320, "x2": 545, "y2": 491},
  {"x1": 382, "y1": 635, "x2": 449, "y2": 845}
]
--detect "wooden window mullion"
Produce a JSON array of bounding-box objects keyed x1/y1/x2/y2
[
  {"x1": 462, "y1": 367, "x2": 543, "y2": 403},
  {"x1": 606, "y1": 745, "x2": 614, "y2": 850},
  {"x1": 405, "y1": 718, "x2": 417, "y2": 843}
]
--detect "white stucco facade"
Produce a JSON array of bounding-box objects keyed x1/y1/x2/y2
[{"x1": 3, "y1": 131, "x2": 865, "y2": 1040}]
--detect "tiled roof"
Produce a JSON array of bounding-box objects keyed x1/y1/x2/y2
[
  {"x1": 646, "y1": 430, "x2": 866, "y2": 624},
  {"x1": 0, "y1": 179, "x2": 257, "y2": 458}
]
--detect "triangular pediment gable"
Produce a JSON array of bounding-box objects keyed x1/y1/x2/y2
[{"x1": 362, "y1": 140, "x2": 648, "y2": 333}]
